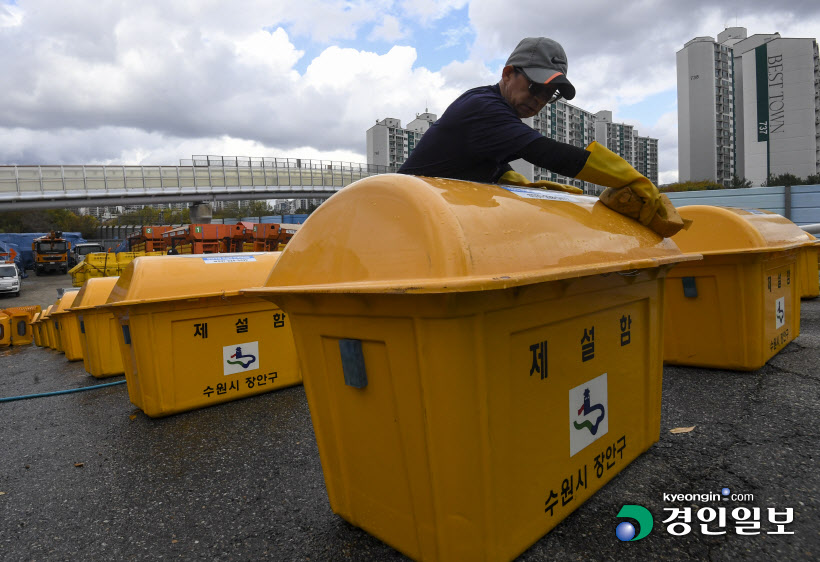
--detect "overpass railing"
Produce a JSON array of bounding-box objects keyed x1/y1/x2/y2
[{"x1": 0, "y1": 158, "x2": 390, "y2": 195}]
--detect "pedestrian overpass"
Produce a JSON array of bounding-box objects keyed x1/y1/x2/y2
[{"x1": 0, "y1": 156, "x2": 389, "y2": 211}]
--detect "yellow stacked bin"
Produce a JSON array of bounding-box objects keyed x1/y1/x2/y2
[
  {"x1": 71, "y1": 277, "x2": 124, "y2": 378},
  {"x1": 48, "y1": 299, "x2": 63, "y2": 351},
  {"x1": 665, "y1": 206, "x2": 811, "y2": 370},
  {"x1": 68, "y1": 261, "x2": 88, "y2": 287},
  {"x1": 0, "y1": 313, "x2": 10, "y2": 347},
  {"x1": 84, "y1": 253, "x2": 115, "y2": 280},
  {"x1": 3, "y1": 305, "x2": 42, "y2": 346},
  {"x1": 798, "y1": 234, "x2": 819, "y2": 299},
  {"x1": 243, "y1": 174, "x2": 697, "y2": 561},
  {"x1": 51, "y1": 291, "x2": 83, "y2": 360},
  {"x1": 101, "y1": 253, "x2": 301, "y2": 417},
  {"x1": 31, "y1": 312, "x2": 43, "y2": 346},
  {"x1": 39, "y1": 305, "x2": 54, "y2": 349}
]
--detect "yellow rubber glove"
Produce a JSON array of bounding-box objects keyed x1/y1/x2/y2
[
  {"x1": 530, "y1": 180, "x2": 583, "y2": 194},
  {"x1": 499, "y1": 171, "x2": 583, "y2": 194},
  {"x1": 575, "y1": 141, "x2": 661, "y2": 226}
]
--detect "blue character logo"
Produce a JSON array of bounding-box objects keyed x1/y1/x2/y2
[
  {"x1": 573, "y1": 388, "x2": 606, "y2": 435},
  {"x1": 616, "y1": 505, "x2": 653, "y2": 541},
  {"x1": 226, "y1": 346, "x2": 257, "y2": 369}
]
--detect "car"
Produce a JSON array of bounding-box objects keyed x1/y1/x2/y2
[{"x1": 0, "y1": 263, "x2": 21, "y2": 297}]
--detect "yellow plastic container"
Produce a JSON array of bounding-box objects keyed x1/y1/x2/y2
[
  {"x1": 665, "y1": 206, "x2": 811, "y2": 370},
  {"x1": 39, "y1": 305, "x2": 54, "y2": 349},
  {"x1": 31, "y1": 311, "x2": 43, "y2": 347},
  {"x1": 798, "y1": 235, "x2": 819, "y2": 299},
  {"x1": 3, "y1": 305, "x2": 42, "y2": 346},
  {"x1": 51, "y1": 291, "x2": 83, "y2": 360},
  {"x1": 0, "y1": 313, "x2": 10, "y2": 347},
  {"x1": 71, "y1": 277, "x2": 124, "y2": 378},
  {"x1": 243, "y1": 174, "x2": 697, "y2": 561},
  {"x1": 48, "y1": 299, "x2": 63, "y2": 351},
  {"x1": 101, "y1": 253, "x2": 301, "y2": 417}
]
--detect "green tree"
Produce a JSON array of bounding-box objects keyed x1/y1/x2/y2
[
  {"x1": 245, "y1": 200, "x2": 271, "y2": 216},
  {"x1": 728, "y1": 175, "x2": 753, "y2": 189},
  {"x1": 764, "y1": 173, "x2": 803, "y2": 187},
  {"x1": 659, "y1": 180, "x2": 724, "y2": 193}
]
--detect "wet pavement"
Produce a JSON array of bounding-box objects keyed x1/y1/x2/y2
[{"x1": 0, "y1": 287, "x2": 818, "y2": 560}]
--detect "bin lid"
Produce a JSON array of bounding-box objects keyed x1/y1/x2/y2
[
  {"x1": 39, "y1": 305, "x2": 54, "y2": 320},
  {"x1": 673, "y1": 206, "x2": 815, "y2": 255},
  {"x1": 31, "y1": 311, "x2": 41, "y2": 324},
  {"x1": 70, "y1": 277, "x2": 119, "y2": 311},
  {"x1": 244, "y1": 174, "x2": 697, "y2": 295},
  {"x1": 104, "y1": 252, "x2": 282, "y2": 307},
  {"x1": 50, "y1": 291, "x2": 79, "y2": 316}
]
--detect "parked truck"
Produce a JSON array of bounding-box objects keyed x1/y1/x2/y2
[
  {"x1": 32, "y1": 231, "x2": 70, "y2": 275},
  {"x1": 68, "y1": 242, "x2": 106, "y2": 268}
]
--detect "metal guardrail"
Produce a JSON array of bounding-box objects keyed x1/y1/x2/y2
[{"x1": 0, "y1": 158, "x2": 391, "y2": 210}]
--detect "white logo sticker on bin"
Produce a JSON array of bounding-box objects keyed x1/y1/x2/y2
[
  {"x1": 223, "y1": 341, "x2": 260, "y2": 375},
  {"x1": 202, "y1": 255, "x2": 257, "y2": 264},
  {"x1": 499, "y1": 185, "x2": 598, "y2": 203},
  {"x1": 775, "y1": 297, "x2": 785, "y2": 329},
  {"x1": 569, "y1": 373, "x2": 609, "y2": 457}
]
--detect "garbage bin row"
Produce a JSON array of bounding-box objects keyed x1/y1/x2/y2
[{"x1": 13, "y1": 174, "x2": 820, "y2": 562}]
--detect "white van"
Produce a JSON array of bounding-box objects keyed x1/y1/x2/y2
[{"x1": 0, "y1": 263, "x2": 21, "y2": 297}]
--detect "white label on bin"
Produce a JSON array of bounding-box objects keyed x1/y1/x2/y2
[
  {"x1": 223, "y1": 341, "x2": 260, "y2": 375},
  {"x1": 203, "y1": 256, "x2": 257, "y2": 264},
  {"x1": 775, "y1": 297, "x2": 785, "y2": 329},
  {"x1": 569, "y1": 373, "x2": 609, "y2": 457},
  {"x1": 498, "y1": 185, "x2": 598, "y2": 203}
]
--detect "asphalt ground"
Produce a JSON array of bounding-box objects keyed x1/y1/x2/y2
[{"x1": 0, "y1": 272, "x2": 818, "y2": 561}]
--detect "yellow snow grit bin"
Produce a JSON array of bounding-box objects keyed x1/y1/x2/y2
[
  {"x1": 30, "y1": 311, "x2": 43, "y2": 347},
  {"x1": 798, "y1": 233, "x2": 819, "y2": 299},
  {"x1": 242, "y1": 174, "x2": 700, "y2": 562},
  {"x1": 100, "y1": 252, "x2": 300, "y2": 418},
  {"x1": 50, "y1": 290, "x2": 83, "y2": 360},
  {"x1": 70, "y1": 277, "x2": 124, "y2": 378},
  {"x1": 665, "y1": 205, "x2": 812, "y2": 370},
  {"x1": 39, "y1": 305, "x2": 54, "y2": 349},
  {"x1": 48, "y1": 298, "x2": 63, "y2": 351},
  {"x1": 0, "y1": 313, "x2": 10, "y2": 347},
  {"x1": 3, "y1": 305, "x2": 42, "y2": 346}
]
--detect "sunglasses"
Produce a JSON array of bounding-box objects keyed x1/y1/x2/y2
[{"x1": 515, "y1": 67, "x2": 563, "y2": 104}]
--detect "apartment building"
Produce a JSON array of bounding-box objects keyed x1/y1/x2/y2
[
  {"x1": 366, "y1": 112, "x2": 437, "y2": 172},
  {"x1": 676, "y1": 28, "x2": 740, "y2": 185},
  {"x1": 678, "y1": 27, "x2": 819, "y2": 185}
]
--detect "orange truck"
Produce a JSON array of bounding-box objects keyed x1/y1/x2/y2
[{"x1": 32, "y1": 231, "x2": 70, "y2": 275}]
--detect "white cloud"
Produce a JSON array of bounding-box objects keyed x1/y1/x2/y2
[
  {"x1": 400, "y1": 0, "x2": 468, "y2": 24},
  {"x1": 369, "y1": 15, "x2": 407, "y2": 42}
]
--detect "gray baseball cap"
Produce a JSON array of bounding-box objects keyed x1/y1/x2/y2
[{"x1": 505, "y1": 37, "x2": 576, "y2": 100}]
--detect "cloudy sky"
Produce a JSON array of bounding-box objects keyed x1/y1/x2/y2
[{"x1": 1, "y1": 0, "x2": 819, "y2": 184}]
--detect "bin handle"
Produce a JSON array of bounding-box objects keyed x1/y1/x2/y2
[{"x1": 339, "y1": 339, "x2": 368, "y2": 389}]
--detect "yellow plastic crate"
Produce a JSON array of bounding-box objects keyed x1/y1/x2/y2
[
  {"x1": 51, "y1": 291, "x2": 83, "y2": 361},
  {"x1": 30, "y1": 312, "x2": 43, "y2": 347},
  {"x1": 0, "y1": 313, "x2": 10, "y2": 347},
  {"x1": 2, "y1": 305, "x2": 42, "y2": 346},
  {"x1": 101, "y1": 253, "x2": 301, "y2": 417},
  {"x1": 244, "y1": 174, "x2": 696, "y2": 561},
  {"x1": 38, "y1": 305, "x2": 54, "y2": 349},
  {"x1": 665, "y1": 206, "x2": 811, "y2": 370},
  {"x1": 798, "y1": 237, "x2": 819, "y2": 299},
  {"x1": 71, "y1": 277, "x2": 124, "y2": 378}
]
